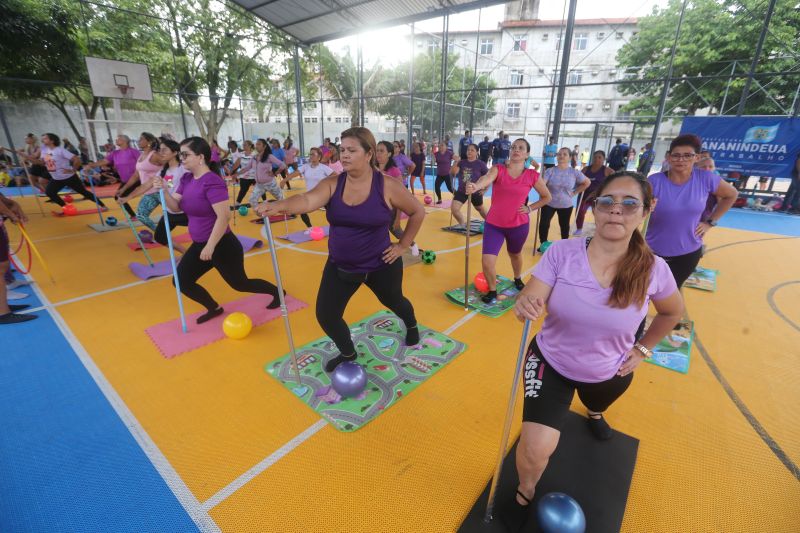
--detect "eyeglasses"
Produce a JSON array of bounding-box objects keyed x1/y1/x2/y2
[
  {"x1": 669, "y1": 152, "x2": 696, "y2": 160},
  {"x1": 178, "y1": 151, "x2": 193, "y2": 160},
  {"x1": 594, "y1": 196, "x2": 644, "y2": 214}
]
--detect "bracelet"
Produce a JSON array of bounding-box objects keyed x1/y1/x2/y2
[{"x1": 633, "y1": 343, "x2": 652, "y2": 358}]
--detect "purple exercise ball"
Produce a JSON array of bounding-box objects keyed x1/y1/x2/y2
[{"x1": 330, "y1": 361, "x2": 368, "y2": 398}]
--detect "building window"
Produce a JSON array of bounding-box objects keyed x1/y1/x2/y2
[
  {"x1": 533, "y1": 103, "x2": 540, "y2": 110},
  {"x1": 541, "y1": 33, "x2": 549, "y2": 41},
  {"x1": 479, "y1": 38, "x2": 494, "y2": 55},
  {"x1": 506, "y1": 102, "x2": 521, "y2": 118},
  {"x1": 617, "y1": 105, "x2": 631, "y2": 119},
  {"x1": 364, "y1": 117, "x2": 369, "y2": 123},
  {"x1": 334, "y1": 100, "x2": 346, "y2": 109},
  {"x1": 567, "y1": 70, "x2": 582, "y2": 85},
  {"x1": 616, "y1": 31, "x2": 624, "y2": 39},
  {"x1": 304, "y1": 117, "x2": 311, "y2": 123},
  {"x1": 311, "y1": 117, "x2": 318, "y2": 123},
  {"x1": 597, "y1": 32, "x2": 605, "y2": 40},
  {"x1": 335, "y1": 117, "x2": 343, "y2": 123},
  {"x1": 563, "y1": 103, "x2": 578, "y2": 119},
  {"x1": 303, "y1": 101, "x2": 317, "y2": 110},
  {"x1": 275, "y1": 117, "x2": 282, "y2": 123},
  {"x1": 327, "y1": 116, "x2": 332, "y2": 122},
  {"x1": 513, "y1": 34, "x2": 527, "y2": 52},
  {"x1": 510, "y1": 70, "x2": 524, "y2": 86},
  {"x1": 574, "y1": 33, "x2": 588, "y2": 51}
]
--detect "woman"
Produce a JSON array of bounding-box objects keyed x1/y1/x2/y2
[
  {"x1": 84, "y1": 134, "x2": 140, "y2": 217},
  {"x1": 117, "y1": 133, "x2": 167, "y2": 231},
  {"x1": 574, "y1": 150, "x2": 615, "y2": 235},
  {"x1": 231, "y1": 140, "x2": 256, "y2": 207},
  {"x1": 225, "y1": 140, "x2": 241, "y2": 176},
  {"x1": 625, "y1": 148, "x2": 638, "y2": 172},
  {"x1": 646, "y1": 134, "x2": 738, "y2": 287},
  {"x1": 511, "y1": 171, "x2": 683, "y2": 508},
  {"x1": 36, "y1": 133, "x2": 107, "y2": 209},
  {"x1": 393, "y1": 141, "x2": 415, "y2": 187},
  {"x1": 14, "y1": 133, "x2": 50, "y2": 192},
  {"x1": 777, "y1": 154, "x2": 800, "y2": 213},
  {"x1": 377, "y1": 141, "x2": 420, "y2": 255},
  {"x1": 283, "y1": 139, "x2": 298, "y2": 190},
  {"x1": 409, "y1": 142, "x2": 427, "y2": 195},
  {"x1": 327, "y1": 146, "x2": 343, "y2": 174},
  {"x1": 256, "y1": 127, "x2": 424, "y2": 372},
  {"x1": 233, "y1": 139, "x2": 286, "y2": 208},
  {"x1": 465, "y1": 139, "x2": 551, "y2": 303},
  {"x1": 281, "y1": 147, "x2": 336, "y2": 229},
  {"x1": 538, "y1": 147, "x2": 589, "y2": 250},
  {"x1": 0, "y1": 193, "x2": 37, "y2": 324},
  {"x1": 152, "y1": 137, "x2": 282, "y2": 324},
  {"x1": 434, "y1": 142, "x2": 455, "y2": 204},
  {"x1": 450, "y1": 144, "x2": 489, "y2": 226},
  {"x1": 151, "y1": 138, "x2": 188, "y2": 254},
  {"x1": 210, "y1": 139, "x2": 225, "y2": 168}
]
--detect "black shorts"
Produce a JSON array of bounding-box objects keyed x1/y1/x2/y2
[
  {"x1": 522, "y1": 336, "x2": 633, "y2": 431},
  {"x1": 453, "y1": 190, "x2": 484, "y2": 206},
  {"x1": 0, "y1": 223, "x2": 8, "y2": 263},
  {"x1": 29, "y1": 164, "x2": 52, "y2": 180}
]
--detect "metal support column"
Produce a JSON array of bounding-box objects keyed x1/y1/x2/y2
[
  {"x1": 650, "y1": 0, "x2": 688, "y2": 146},
  {"x1": 293, "y1": 44, "x2": 305, "y2": 155},
  {"x1": 468, "y1": 9, "x2": 482, "y2": 134},
  {"x1": 736, "y1": 0, "x2": 778, "y2": 116},
  {"x1": 408, "y1": 23, "x2": 415, "y2": 147},
  {"x1": 549, "y1": 0, "x2": 578, "y2": 142},
  {"x1": 357, "y1": 38, "x2": 364, "y2": 127},
  {"x1": 239, "y1": 96, "x2": 246, "y2": 144},
  {"x1": 439, "y1": 14, "x2": 450, "y2": 143},
  {"x1": 319, "y1": 77, "x2": 325, "y2": 145}
]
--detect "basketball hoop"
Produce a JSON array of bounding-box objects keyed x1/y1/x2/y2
[{"x1": 116, "y1": 84, "x2": 135, "y2": 99}]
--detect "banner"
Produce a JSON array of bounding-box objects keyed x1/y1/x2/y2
[{"x1": 680, "y1": 116, "x2": 800, "y2": 177}]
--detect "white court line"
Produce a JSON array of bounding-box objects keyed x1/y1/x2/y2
[
  {"x1": 201, "y1": 263, "x2": 537, "y2": 510},
  {"x1": 24, "y1": 276, "x2": 221, "y2": 532},
  {"x1": 201, "y1": 419, "x2": 328, "y2": 511}
]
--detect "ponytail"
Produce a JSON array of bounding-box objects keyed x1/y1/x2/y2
[{"x1": 608, "y1": 229, "x2": 654, "y2": 309}]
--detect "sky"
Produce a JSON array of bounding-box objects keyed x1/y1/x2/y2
[{"x1": 326, "y1": 0, "x2": 667, "y2": 67}]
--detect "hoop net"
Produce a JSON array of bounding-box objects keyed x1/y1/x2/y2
[{"x1": 116, "y1": 85, "x2": 136, "y2": 99}]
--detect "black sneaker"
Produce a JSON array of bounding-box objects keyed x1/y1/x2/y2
[{"x1": 587, "y1": 413, "x2": 613, "y2": 440}]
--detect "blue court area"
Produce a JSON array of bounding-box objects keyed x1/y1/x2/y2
[
  {"x1": 0, "y1": 281, "x2": 200, "y2": 533},
  {"x1": 718, "y1": 209, "x2": 800, "y2": 237}
]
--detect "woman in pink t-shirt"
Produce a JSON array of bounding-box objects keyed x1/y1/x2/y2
[
  {"x1": 510, "y1": 172, "x2": 683, "y2": 509},
  {"x1": 327, "y1": 146, "x2": 343, "y2": 174},
  {"x1": 377, "y1": 141, "x2": 420, "y2": 255},
  {"x1": 466, "y1": 139, "x2": 551, "y2": 302},
  {"x1": 117, "y1": 133, "x2": 168, "y2": 231}
]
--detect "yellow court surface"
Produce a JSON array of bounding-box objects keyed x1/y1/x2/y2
[{"x1": 3, "y1": 183, "x2": 799, "y2": 533}]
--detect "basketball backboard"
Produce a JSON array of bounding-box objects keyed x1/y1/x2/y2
[{"x1": 85, "y1": 57, "x2": 153, "y2": 101}]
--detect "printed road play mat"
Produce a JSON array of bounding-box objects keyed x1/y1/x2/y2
[
  {"x1": 684, "y1": 266, "x2": 719, "y2": 292},
  {"x1": 445, "y1": 274, "x2": 519, "y2": 318},
  {"x1": 441, "y1": 219, "x2": 484, "y2": 235},
  {"x1": 643, "y1": 317, "x2": 694, "y2": 374},
  {"x1": 264, "y1": 310, "x2": 467, "y2": 432}
]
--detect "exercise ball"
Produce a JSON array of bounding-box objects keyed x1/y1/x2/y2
[
  {"x1": 62, "y1": 204, "x2": 77, "y2": 216},
  {"x1": 309, "y1": 226, "x2": 325, "y2": 241},
  {"x1": 238, "y1": 205, "x2": 249, "y2": 216},
  {"x1": 63, "y1": 194, "x2": 74, "y2": 204},
  {"x1": 138, "y1": 229, "x2": 154, "y2": 243},
  {"x1": 105, "y1": 216, "x2": 118, "y2": 226},
  {"x1": 330, "y1": 361, "x2": 367, "y2": 398},
  {"x1": 222, "y1": 312, "x2": 253, "y2": 340},
  {"x1": 474, "y1": 272, "x2": 489, "y2": 293},
  {"x1": 537, "y1": 493, "x2": 586, "y2": 533},
  {"x1": 421, "y1": 250, "x2": 436, "y2": 264},
  {"x1": 424, "y1": 195, "x2": 433, "y2": 205}
]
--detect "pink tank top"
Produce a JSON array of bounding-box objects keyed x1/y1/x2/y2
[{"x1": 136, "y1": 151, "x2": 162, "y2": 194}]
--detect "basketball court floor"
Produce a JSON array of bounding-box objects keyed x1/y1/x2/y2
[{"x1": 1, "y1": 181, "x2": 798, "y2": 532}]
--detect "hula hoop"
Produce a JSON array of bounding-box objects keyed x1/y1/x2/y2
[
  {"x1": 10, "y1": 228, "x2": 25, "y2": 255},
  {"x1": 9, "y1": 234, "x2": 32, "y2": 274}
]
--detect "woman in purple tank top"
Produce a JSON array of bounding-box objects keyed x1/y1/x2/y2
[
  {"x1": 257, "y1": 127, "x2": 425, "y2": 372},
  {"x1": 574, "y1": 150, "x2": 614, "y2": 235}
]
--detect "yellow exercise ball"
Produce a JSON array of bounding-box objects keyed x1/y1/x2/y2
[{"x1": 223, "y1": 312, "x2": 253, "y2": 340}]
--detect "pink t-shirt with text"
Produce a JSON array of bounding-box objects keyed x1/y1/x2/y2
[
  {"x1": 533, "y1": 238, "x2": 677, "y2": 383},
  {"x1": 486, "y1": 165, "x2": 539, "y2": 228}
]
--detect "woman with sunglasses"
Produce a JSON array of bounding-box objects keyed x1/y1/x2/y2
[
  {"x1": 465, "y1": 139, "x2": 551, "y2": 303},
  {"x1": 152, "y1": 137, "x2": 282, "y2": 324},
  {"x1": 511, "y1": 171, "x2": 683, "y2": 509},
  {"x1": 538, "y1": 147, "x2": 590, "y2": 250},
  {"x1": 256, "y1": 127, "x2": 424, "y2": 372},
  {"x1": 645, "y1": 134, "x2": 737, "y2": 287}
]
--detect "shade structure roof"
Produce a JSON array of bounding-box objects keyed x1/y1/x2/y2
[{"x1": 230, "y1": 0, "x2": 507, "y2": 45}]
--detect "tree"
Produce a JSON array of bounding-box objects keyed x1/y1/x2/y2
[
  {"x1": 616, "y1": 0, "x2": 800, "y2": 117},
  {"x1": 313, "y1": 45, "x2": 382, "y2": 127}
]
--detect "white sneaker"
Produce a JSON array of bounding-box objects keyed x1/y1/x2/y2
[
  {"x1": 7, "y1": 290, "x2": 28, "y2": 300},
  {"x1": 6, "y1": 280, "x2": 32, "y2": 290},
  {"x1": 410, "y1": 243, "x2": 420, "y2": 256}
]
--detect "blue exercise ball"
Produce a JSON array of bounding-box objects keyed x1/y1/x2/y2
[
  {"x1": 330, "y1": 361, "x2": 367, "y2": 398},
  {"x1": 537, "y1": 492, "x2": 586, "y2": 533},
  {"x1": 105, "y1": 216, "x2": 117, "y2": 226}
]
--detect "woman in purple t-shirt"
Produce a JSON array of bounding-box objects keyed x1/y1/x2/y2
[
  {"x1": 153, "y1": 137, "x2": 282, "y2": 325},
  {"x1": 646, "y1": 134, "x2": 737, "y2": 287},
  {"x1": 377, "y1": 141, "x2": 420, "y2": 256},
  {"x1": 511, "y1": 172, "x2": 683, "y2": 509},
  {"x1": 449, "y1": 144, "x2": 488, "y2": 226},
  {"x1": 409, "y1": 142, "x2": 427, "y2": 195},
  {"x1": 575, "y1": 150, "x2": 615, "y2": 235},
  {"x1": 257, "y1": 127, "x2": 425, "y2": 373},
  {"x1": 434, "y1": 142, "x2": 455, "y2": 204}
]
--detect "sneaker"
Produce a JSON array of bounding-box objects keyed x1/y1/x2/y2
[
  {"x1": 6, "y1": 280, "x2": 32, "y2": 290},
  {"x1": 303, "y1": 229, "x2": 311, "y2": 235},
  {"x1": 587, "y1": 413, "x2": 613, "y2": 440},
  {"x1": 572, "y1": 229, "x2": 583, "y2": 236},
  {"x1": 410, "y1": 243, "x2": 420, "y2": 256},
  {"x1": 6, "y1": 290, "x2": 28, "y2": 301}
]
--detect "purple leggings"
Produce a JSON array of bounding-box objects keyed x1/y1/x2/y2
[{"x1": 482, "y1": 221, "x2": 529, "y2": 256}]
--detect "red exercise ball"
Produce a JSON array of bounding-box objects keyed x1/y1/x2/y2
[
  {"x1": 63, "y1": 194, "x2": 74, "y2": 204},
  {"x1": 474, "y1": 272, "x2": 489, "y2": 293},
  {"x1": 62, "y1": 204, "x2": 78, "y2": 216},
  {"x1": 309, "y1": 226, "x2": 325, "y2": 241},
  {"x1": 424, "y1": 195, "x2": 433, "y2": 205}
]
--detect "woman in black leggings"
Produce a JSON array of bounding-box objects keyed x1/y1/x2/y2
[
  {"x1": 152, "y1": 137, "x2": 281, "y2": 324},
  {"x1": 38, "y1": 133, "x2": 106, "y2": 209},
  {"x1": 433, "y1": 142, "x2": 455, "y2": 203},
  {"x1": 231, "y1": 140, "x2": 257, "y2": 207},
  {"x1": 538, "y1": 147, "x2": 588, "y2": 249}
]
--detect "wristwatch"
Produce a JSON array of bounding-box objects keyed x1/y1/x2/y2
[
  {"x1": 705, "y1": 218, "x2": 717, "y2": 226},
  {"x1": 633, "y1": 343, "x2": 652, "y2": 358}
]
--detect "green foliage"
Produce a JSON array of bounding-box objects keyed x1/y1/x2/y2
[{"x1": 616, "y1": 0, "x2": 800, "y2": 117}]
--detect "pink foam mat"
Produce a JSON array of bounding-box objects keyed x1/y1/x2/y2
[{"x1": 146, "y1": 293, "x2": 307, "y2": 358}]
